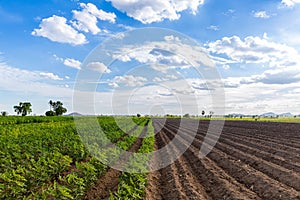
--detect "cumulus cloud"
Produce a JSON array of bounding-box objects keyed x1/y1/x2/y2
[
  {"x1": 64, "y1": 58, "x2": 81, "y2": 69},
  {"x1": 32, "y1": 15, "x2": 87, "y2": 45},
  {"x1": 106, "y1": 0, "x2": 204, "y2": 23},
  {"x1": 113, "y1": 46, "x2": 189, "y2": 69},
  {"x1": 40, "y1": 72, "x2": 63, "y2": 80},
  {"x1": 111, "y1": 37, "x2": 212, "y2": 73},
  {"x1": 164, "y1": 35, "x2": 181, "y2": 42},
  {"x1": 207, "y1": 35, "x2": 300, "y2": 68},
  {"x1": 253, "y1": 11, "x2": 270, "y2": 19},
  {"x1": 86, "y1": 62, "x2": 111, "y2": 73},
  {"x1": 242, "y1": 66, "x2": 300, "y2": 85},
  {"x1": 105, "y1": 31, "x2": 214, "y2": 76},
  {"x1": 157, "y1": 89, "x2": 174, "y2": 96},
  {"x1": 111, "y1": 75, "x2": 147, "y2": 87},
  {"x1": 281, "y1": 0, "x2": 300, "y2": 7},
  {"x1": 71, "y1": 3, "x2": 116, "y2": 35},
  {"x1": 54, "y1": 55, "x2": 81, "y2": 69}
]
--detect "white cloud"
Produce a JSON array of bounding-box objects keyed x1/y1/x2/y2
[
  {"x1": 242, "y1": 66, "x2": 300, "y2": 85},
  {"x1": 281, "y1": 0, "x2": 300, "y2": 7},
  {"x1": 111, "y1": 75, "x2": 147, "y2": 87},
  {"x1": 207, "y1": 25, "x2": 220, "y2": 31},
  {"x1": 54, "y1": 55, "x2": 81, "y2": 70},
  {"x1": 222, "y1": 64, "x2": 230, "y2": 70},
  {"x1": 152, "y1": 77, "x2": 163, "y2": 82},
  {"x1": 222, "y1": 77, "x2": 300, "y2": 114},
  {"x1": 164, "y1": 35, "x2": 180, "y2": 42},
  {"x1": 86, "y1": 62, "x2": 111, "y2": 73},
  {"x1": 253, "y1": 11, "x2": 270, "y2": 19},
  {"x1": 64, "y1": 58, "x2": 81, "y2": 69},
  {"x1": 0, "y1": 62, "x2": 71, "y2": 98},
  {"x1": 263, "y1": 32, "x2": 268, "y2": 39},
  {"x1": 112, "y1": 46, "x2": 189, "y2": 69},
  {"x1": 207, "y1": 35, "x2": 300, "y2": 68},
  {"x1": 106, "y1": 0, "x2": 204, "y2": 24},
  {"x1": 166, "y1": 74, "x2": 178, "y2": 79},
  {"x1": 40, "y1": 72, "x2": 63, "y2": 80},
  {"x1": 222, "y1": 9, "x2": 235, "y2": 16},
  {"x1": 32, "y1": 15, "x2": 87, "y2": 45},
  {"x1": 111, "y1": 38, "x2": 212, "y2": 73},
  {"x1": 157, "y1": 89, "x2": 174, "y2": 96},
  {"x1": 71, "y1": 3, "x2": 116, "y2": 35}
]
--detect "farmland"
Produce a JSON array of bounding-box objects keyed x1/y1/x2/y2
[
  {"x1": 0, "y1": 116, "x2": 300, "y2": 199},
  {"x1": 0, "y1": 116, "x2": 152, "y2": 199},
  {"x1": 146, "y1": 118, "x2": 300, "y2": 200}
]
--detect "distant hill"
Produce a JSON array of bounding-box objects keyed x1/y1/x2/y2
[
  {"x1": 260, "y1": 112, "x2": 277, "y2": 117},
  {"x1": 260, "y1": 112, "x2": 294, "y2": 117},
  {"x1": 228, "y1": 113, "x2": 245, "y2": 117},
  {"x1": 278, "y1": 112, "x2": 293, "y2": 117},
  {"x1": 65, "y1": 112, "x2": 82, "y2": 116}
]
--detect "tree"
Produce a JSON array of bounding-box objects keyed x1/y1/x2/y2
[
  {"x1": 183, "y1": 113, "x2": 190, "y2": 118},
  {"x1": 1, "y1": 111, "x2": 8, "y2": 116},
  {"x1": 45, "y1": 110, "x2": 55, "y2": 116},
  {"x1": 202, "y1": 110, "x2": 205, "y2": 116},
  {"x1": 13, "y1": 102, "x2": 32, "y2": 116},
  {"x1": 49, "y1": 100, "x2": 53, "y2": 111},
  {"x1": 47, "y1": 100, "x2": 67, "y2": 116}
]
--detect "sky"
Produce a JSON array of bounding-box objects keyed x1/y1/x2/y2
[{"x1": 0, "y1": 0, "x2": 300, "y2": 116}]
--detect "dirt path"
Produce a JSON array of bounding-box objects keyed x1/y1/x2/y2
[{"x1": 84, "y1": 124, "x2": 148, "y2": 200}]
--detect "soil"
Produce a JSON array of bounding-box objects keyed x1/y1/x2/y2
[{"x1": 144, "y1": 118, "x2": 300, "y2": 200}]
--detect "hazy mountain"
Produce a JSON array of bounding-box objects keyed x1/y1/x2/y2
[
  {"x1": 228, "y1": 113, "x2": 245, "y2": 117},
  {"x1": 260, "y1": 112, "x2": 277, "y2": 117},
  {"x1": 279, "y1": 112, "x2": 293, "y2": 117},
  {"x1": 66, "y1": 112, "x2": 82, "y2": 116},
  {"x1": 260, "y1": 112, "x2": 294, "y2": 117}
]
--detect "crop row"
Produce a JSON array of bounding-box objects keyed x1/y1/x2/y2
[
  {"x1": 0, "y1": 116, "x2": 149, "y2": 199},
  {"x1": 110, "y1": 120, "x2": 155, "y2": 199},
  {"x1": 0, "y1": 116, "x2": 74, "y2": 125}
]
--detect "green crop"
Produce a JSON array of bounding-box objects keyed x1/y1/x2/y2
[
  {"x1": 0, "y1": 116, "x2": 151, "y2": 199},
  {"x1": 110, "y1": 120, "x2": 155, "y2": 200}
]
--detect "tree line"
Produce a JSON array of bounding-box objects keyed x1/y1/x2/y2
[{"x1": 1, "y1": 100, "x2": 67, "y2": 116}]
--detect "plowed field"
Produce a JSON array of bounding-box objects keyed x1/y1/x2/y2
[{"x1": 145, "y1": 118, "x2": 300, "y2": 200}]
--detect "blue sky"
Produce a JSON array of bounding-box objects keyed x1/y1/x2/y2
[{"x1": 0, "y1": 0, "x2": 300, "y2": 115}]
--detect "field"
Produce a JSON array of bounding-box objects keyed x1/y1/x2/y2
[
  {"x1": 146, "y1": 118, "x2": 300, "y2": 200},
  {"x1": 217, "y1": 117, "x2": 300, "y2": 123},
  {"x1": 0, "y1": 116, "x2": 299, "y2": 199},
  {"x1": 0, "y1": 116, "x2": 153, "y2": 199}
]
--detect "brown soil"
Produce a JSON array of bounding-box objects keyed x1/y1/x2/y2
[{"x1": 144, "y1": 118, "x2": 300, "y2": 200}]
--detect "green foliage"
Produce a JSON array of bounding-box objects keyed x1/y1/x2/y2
[
  {"x1": 112, "y1": 173, "x2": 147, "y2": 200},
  {"x1": 1, "y1": 111, "x2": 8, "y2": 116},
  {"x1": 48, "y1": 100, "x2": 67, "y2": 116},
  {"x1": 183, "y1": 113, "x2": 190, "y2": 118},
  {"x1": 13, "y1": 102, "x2": 32, "y2": 116},
  {"x1": 45, "y1": 110, "x2": 55, "y2": 116},
  {"x1": 110, "y1": 120, "x2": 155, "y2": 200},
  {"x1": 0, "y1": 118, "x2": 87, "y2": 198},
  {"x1": 0, "y1": 116, "x2": 153, "y2": 199}
]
